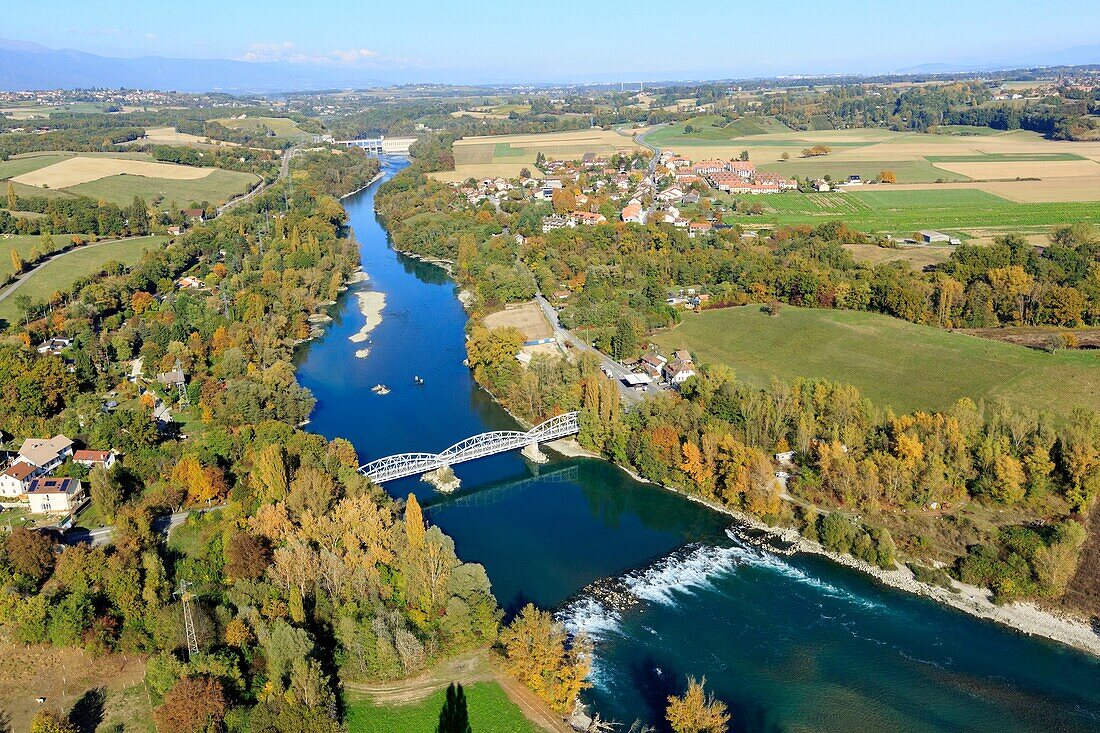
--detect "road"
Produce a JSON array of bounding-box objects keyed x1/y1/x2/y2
[
  {"x1": 0, "y1": 234, "x2": 164, "y2": 312},
  {"x1": 216, "y1": 143, "x2": 300, "y2": 215},
  {"x1": 64, "y1": 504, "x2": 225, "y2": 547},
  {"x1": 535, "y1": 294, "x2": 661, "y2": 404}
]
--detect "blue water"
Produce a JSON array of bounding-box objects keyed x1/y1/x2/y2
[{"x1": 297, "y1": 158, "x2": 1100, "y2": 732}]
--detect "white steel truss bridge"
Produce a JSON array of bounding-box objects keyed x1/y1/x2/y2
[{"x1": 359, "y1": 412, "x2": 579, "y2": 484}]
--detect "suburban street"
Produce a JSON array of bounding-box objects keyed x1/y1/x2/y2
[{"x1": 535, "y1": 294, "x2": 660, "y2": 404}]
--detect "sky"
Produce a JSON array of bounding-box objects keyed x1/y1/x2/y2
[{"x1": 7, "y1": 0, "x2": 1100, "y2": 83}]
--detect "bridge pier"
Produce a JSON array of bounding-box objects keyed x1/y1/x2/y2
[
  {"x1": 521, "y1": 442, "x2": 550, "y2": 464},
  {"x1": 421, "y1": 466, "x2": 461, "y2": 493}
]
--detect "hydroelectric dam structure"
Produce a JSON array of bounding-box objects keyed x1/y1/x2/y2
[
  {"x1": 334, "y1": 135, "x2": 418, "y2": 155},
  {"x1": 359, "y1": 412, "x2": 580, "y2": 484}
]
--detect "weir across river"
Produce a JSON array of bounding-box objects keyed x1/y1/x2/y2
[{"x1": 358, "y1": 411, "x2": 580, "y2": 483}]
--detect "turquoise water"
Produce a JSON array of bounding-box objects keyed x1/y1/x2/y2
[{"x1": 296, "y1": 159, "x2": 1100, "y2": 732}]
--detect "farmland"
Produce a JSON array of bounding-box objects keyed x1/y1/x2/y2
[
  {"x1": 0, "y1": 151, "x2": 259, "y2": 207},
  {"x1": 211, "y1": 115, "x2": 311, "y2": 141},
  {"x1": 0, "y1": 235, "x2": 166, "y2": 323},
  {"x1": 345, "y1": 681, "x2": 540, "y2": 733},
  {"x1": 718, "y1": 187, "x2": 1100, "y2": 235},
  {"x1": 652, "y1": 305, "x2": 1100, "y2": 417},
  {"x1": 437, "y1": 129, "x2": 646, "y2": 181}
]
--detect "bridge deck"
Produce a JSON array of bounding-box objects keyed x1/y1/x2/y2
[{"x1": 359, "y1": 411, "x2": 579, "y2": 483}]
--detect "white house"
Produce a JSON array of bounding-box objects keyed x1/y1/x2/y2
[
  {"x1": 0, "y1": 462, "x2": 40, "y2": 498},
  {"x1": 664, "y1": 360, "x2": 697, "y2": 386},
  {"x1": 26, "y1": 477, "x2": 85, "y2": 514},
  {"x1": 15, "y1": 435, "x2": 74, "y2": 472},
  {"x1": 73, "y1": 450, "x2": 116, "y2": 470}
]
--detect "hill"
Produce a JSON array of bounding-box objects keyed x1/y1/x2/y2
[{"x1": 652, "y1": 306, "x2": 1100, "y2": 417}]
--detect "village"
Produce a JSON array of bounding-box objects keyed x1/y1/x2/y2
[{"x1": 450, "y1": 146, "x2": 804, "y2": 241}]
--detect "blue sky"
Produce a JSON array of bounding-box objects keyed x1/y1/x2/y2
[{"x1": 8, "y1": 0, "x2": 1100, "y2": 82}]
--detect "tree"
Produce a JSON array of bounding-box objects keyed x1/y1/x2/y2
[
  {"x1": 739, "y1": 149, "x2": 749, "y2": 161},
  {"x1": 225, "y1": 531, "x2": 272, "y2": 581},
  {"x1": 29, "y1": 710, "x2": 77, "y2": 733},
  {"x1": 436, "y1": 682, "x2": 472, "y2": 733},
  {"x1": 10, "y1": 248, "x2": 23, "y2": 275},
  {"x1": 128, "y1": 196, "x2": 150, "y2": 235},
  {"x1": 666, "y1": 677, "x2": 730, "y2": 733},
  {"x1": 879, "y1": 170, "x2": 897, "y2": 184},
  {"x1": 6, "y1": 181, "x2": 16, "y2": 211},
  {"x1": 405, "y1": 493, "x2": 426, "y2": 550},
  {"x1": 154, "y1": 676, "x2": 227, "y2": 733},
  {"x1": 6, "y1": 527, "x2": 55, "y2": 583},
  {"x1": 551, "y1": 188, "x2": 576, "y2": 215},
  {"x1": 253, "y1": 444, "x2": 289, "y2": 501},
  {"x1": 780, "y1": 152, "x2": 790, "y2": 161},
  {"x1": 89, "y1": 464, "x2": 124, "y2": 523},
  {"x1": 500, "y1": 603, "x2": 591, "y2": 713}
]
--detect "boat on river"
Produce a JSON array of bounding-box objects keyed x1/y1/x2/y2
[{"x1": 371, "y1": 384, "x2": 390, "y2": 395}]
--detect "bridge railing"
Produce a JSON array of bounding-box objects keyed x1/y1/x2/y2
[{"x1": 359, "y1": 411, "x2": 579, "y2": 483}]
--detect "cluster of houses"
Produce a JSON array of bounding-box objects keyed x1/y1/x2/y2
[
  {"x1": 0, "y1": 435, "x2": 115, "y2": 516},
  {"x1": 634, "y1": 349, "x2": 697, "y2": 388},
  {"x1": 659, "y1": 153, "x2": 797, "y2": 195}
]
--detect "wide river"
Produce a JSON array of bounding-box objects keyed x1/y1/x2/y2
[{"x1": 296, "y1": 158, "x2": 1100, "y2": 732}]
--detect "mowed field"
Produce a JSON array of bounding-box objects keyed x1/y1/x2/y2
[
  {"x1": 0, "y1": 235, "x2": 166, "y2": 323},
  {"x1": 721, "y1": 187, "x2": 1100, "y2": 235},
  {"x1": 435, "y1": 129, "x2": 647, "y2": 182},
  {"x1": 652, "y1": 306, "x2": 1100, "y2": 417},
  {"x1": 0, "y1": 151, "x2": 259, "y2": 207},
  {"x1": 646, "y1": 122, "x2": 1100, "y2": 190},
  {"x1": 345, "y1": 681, "x2": 541, "y2": 733},
  {"x1": 211, "y1": 115, "x2": 311, "y2": 141}
]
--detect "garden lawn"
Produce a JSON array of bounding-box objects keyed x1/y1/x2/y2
[
  {"x1": 345, "y1": 681, "x2": 541, "y2": 733},
  {"x1": 652, "y1": 306, "x2": 1100, "y2": 417}
]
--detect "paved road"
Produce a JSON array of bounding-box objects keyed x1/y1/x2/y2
[
  {"x1": 535, "y1": 294, "x2": 661, "y2": 405},
  {"x1": 217, "y1": 144, "x2": 300, "y2": 215},
  {"x1": 64, "y1": 504, "x2": 225, "y2": 547},
  {"x1": 0, "y1": 234, "x2": 165, "y2": 313}
]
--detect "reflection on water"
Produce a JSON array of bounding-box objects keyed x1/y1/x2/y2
[{"x1": 296, "y1": 158, "x2": 1100, "y2": 732}]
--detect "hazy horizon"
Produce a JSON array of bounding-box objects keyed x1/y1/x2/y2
[{"x1": 6, "y1": 0, "x2": 1100, "y2": 86}]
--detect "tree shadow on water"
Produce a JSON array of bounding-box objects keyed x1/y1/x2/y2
[
  {"x1": 68, "y1": 687, "x2": 106, "y2": 733},
  {"x1": 627, "y1": 654, "x2": 682, "y2": 732}
]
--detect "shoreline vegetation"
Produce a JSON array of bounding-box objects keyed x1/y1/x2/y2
[
  {"x1": 545, "y1": 438, "x2": 1100, "y2": 656},
  {"x1": 374, "y1": 162, "x2": 1100, "y2": 660}
]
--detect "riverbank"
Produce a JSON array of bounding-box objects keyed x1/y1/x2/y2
[
  {"x1": 579, "y1": 450, "x2": 1100, "y2": 658},
  {"x1": 340, "y1": 170, "x2": 385, "y2": 200}
]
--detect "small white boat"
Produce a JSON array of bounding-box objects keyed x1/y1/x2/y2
[
  {"x1": 414, "y1": 375, "x2": 425, "y2": 385},
  {"x1": 371, "y1": 383, "x2": 391, "y2": 395}
]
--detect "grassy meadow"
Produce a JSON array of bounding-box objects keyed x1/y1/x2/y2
[
  {"x1": 211, "y1": 115, "x2": 311, "y2": 140},
  {"x1": 0, "y1": 235, "x2": 165, "y2": 323},
  {"x1": 65, "y1": 168, "x2": 257, "y2": 207},
  {"x1": 716, "y1": 187, "x2": 1100, "y2": 234},
  {"x1": 345, "y1": 682, "x2": 540, "y2": 733},
  {"x1": 652, "y1": 306, "x2": 1100, "y2": 417}
]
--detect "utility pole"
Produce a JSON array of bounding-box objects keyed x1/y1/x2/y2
[{"x1": 174, "y1": 579, "x2": 199, "y2": 660}]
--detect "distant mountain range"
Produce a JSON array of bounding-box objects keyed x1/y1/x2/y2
[
  {"x1": 1, "y1": 38, "x2": 1098, "y2": 93},
  {"x1": 0, "y1": 39, "x2": 388, "y2": 93},
  {"x1": 895, "y1": 45, "x2": 1100, "y2": 74}
]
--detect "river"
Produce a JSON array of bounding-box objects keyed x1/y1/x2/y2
[{"x1": 295, "y1": 158, "x2": 1100, "y2": 732}]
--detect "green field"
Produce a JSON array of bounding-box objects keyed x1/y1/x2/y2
[
  {"x1": 647, "y1": 119, "x2": 872, "y2": 149},
  {"x1": 0, "y1": 154, "x2": 70, "y2": 179},
  {"x1": 0, "y1": 234, "x2": 83, "y2": 280},
  {"x1": 935, "y1": 125, "x2": 1007, "y2": 136},
  {"x1": 720, "y1": 188, "x2": 1100, "y2": 233},
  {"x1": 345, "y1": 682, "x2": 540, "y2": 733},
  {"x1": 64, "y1": 168, "x2": 258, "y2": 207},
  {"x1": 809, "y1": 114, "x2": 834, "y2": 131},
  {"x1": 758, "y1": 159, "x2": 970, "y2": 183},
  {"x1": 492, "y1": 142, "x2": 527, "y2": 158},
  {"x1": 652, "y1": 306, "x2": 1100, "y2": 417},
  {"x1": 211, "y1": 116, "x2": 310, "y2": 140},
  {"x1": 0, "y1": 235, "x2": 166, "y2": 323},
  {"x1": 924, "y1": 153, "x2": 1085, "y2": 162}
]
